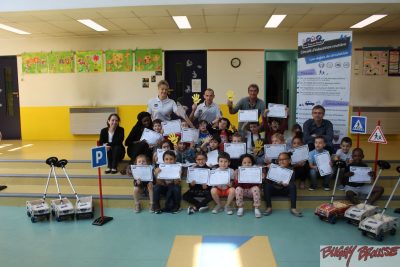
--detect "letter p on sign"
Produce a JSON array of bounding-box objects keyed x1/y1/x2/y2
[{"x1": 91, "y1": 146, "x2": 108, "y2": 168}]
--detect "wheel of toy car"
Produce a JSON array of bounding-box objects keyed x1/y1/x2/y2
[
  {"x1": 51, "y1": 210, "x2": 55, "y2": 216},
  {"x1": 318, "y1": 216, "x2": 324, "y2": 221},
  {"x1": 46, "y1": 214, "x2": 50, "y2": 220},
  {"x1": 376, "y1": 230, "x2": 384, "y2": 241},
  {"x1": 70, "y1": 214, "x2": 75, "y2": 220},
  {"x1": 90, "y1": 212, "x2": 94, "y2": 219},
  {"x1": 361, "y1": 230, "x2": 367, "y2": 236},
  {"x1": 31, "y1": 217, "x2": 37, "y2": 223},
  {"x1": 328, "y1": 215, "x2": 337, "y2": 224},
  {"x1": 56, "y1": 216, "x2": 62, "y2": 222},
  {"x1": 390, "y1": 228, "x2": 396, "y2": 236},
  {"x1": 346, "y1": 219, "x2": 352, "y2": 224},
  {"x1": 27, "y1": 211, "x2": 31, "y2": 217}
]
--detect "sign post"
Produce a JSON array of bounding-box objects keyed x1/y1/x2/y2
[
  {"x1": 91, "y1": 144, "x2": 113, "y2": 226},
  {"x1": 368, "y1": 121, "x2": 387, "y2": 174}
]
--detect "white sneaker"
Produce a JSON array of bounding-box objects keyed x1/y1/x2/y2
[
  {"x1": 237, "y1": 208, "x2": 244, "y2": 217},
  {"x1": 225, "y1": 206, "x2": 233, "y2": 215},
  {"x1": 212, "y1": 205, "x2": 222, "y2": 214},
  {"x1": 254, "y1": 208, "x2": 262, "y2": 218},
  {"x1": 199, "y1": 206, "x2": 209, "y2": 212}
]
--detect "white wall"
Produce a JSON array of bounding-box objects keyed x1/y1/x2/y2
[{"x1": 1, "y1": 31, "x2": 399, "y2": 107}]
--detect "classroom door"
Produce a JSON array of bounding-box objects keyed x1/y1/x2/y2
[
  {"x1": 0, "y1": 56, "x2": 21, "y2": 139},
  {"x1": 265, "y1": 50, "x2": 297, "y2": 127},
  {"x1": 164, "y1": 50, "x2": 207, "y2": 115}
]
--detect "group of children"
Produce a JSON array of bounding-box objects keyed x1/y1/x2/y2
[{"x1": 125, "y1": 110, "x2": 384, "y2": 218}]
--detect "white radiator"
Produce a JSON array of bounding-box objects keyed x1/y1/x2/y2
[{"x1": 70, "y1": 107, "x2": 117, "y2": 134}]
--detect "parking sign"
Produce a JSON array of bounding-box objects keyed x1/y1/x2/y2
[
  {"x1": 91, "y1": 146, "x2": 107, "y2": 168},
  {"x1": 350, "y1": 116, "x2": 367, "y2": 134}
]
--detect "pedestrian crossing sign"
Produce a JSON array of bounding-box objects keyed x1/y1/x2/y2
[
  {"x1": 368, "y1": 125, "x2": 387, "y2": 144},
  {"x1": 350, "y1": 116, "x2": 367, "y2": 134}
]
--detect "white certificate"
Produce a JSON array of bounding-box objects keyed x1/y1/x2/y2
[
  {"x1": 238, "y1": 109, "x2": 258, "y2": 122},
  {"x1": 208, "y1": 169, "x2": 230, "y2": 186},
  {"x1": 158, "y1": 163, "x2": 182, "y2": 179},
  {"x1": 267, "y1": 163, "x2": 293, "y2": 184},
  {"x1": 291, "y1": 145, "x2": 309, "y2": 164},
  {"x1": 349, "y1": 166, "x2": 372, "y2": 183},
  {"x1": 181, "y1": 128, "x2": 199, "y2": 143},
  {"x1": 315, "y1": 152, "x2": 333, "y2": 176},
  {"x1": 238, "y1": 167, "x2": 262, "y2": 184},
  {"x1": 156, "y1": 149, "x2": 166, "y2": 164},
  {"x1": 224, "y1": 143, "x2": 246, "y2": 159},
  {"x1": 130, "y1": 165, "x2": 153, "y2": 182},
  {"x1": 267, "y1": 103, "x2": 287, "y2": 118},
  {"x1": 206, "y1": 149, "x2": 219, "y2": 167},
  {"x1": 140, "y1": 128, "x2": 162, "y2": 146},
  {"x1": 162, "y1": 119, "x2": 181, "y2": 136},
  {"x1": 187, "y1": 167, "x2": 210, "y2": 184},
  {"x1": 264, "y1": 144, "x2": 286, "y2": 159}
]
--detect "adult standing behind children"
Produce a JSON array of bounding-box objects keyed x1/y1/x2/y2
[
  {"x1": 99, "y1": 114, "x2": 126, "y2": 174},
  {"x1": 303, "y1": 105, "x2": 334, "y2": 153},
  {"x1": 227, "y1": 84, "x2": 266, "y2": 131},
  {"x1": 147, "y1": 80, "x2": 179, "y2": 121},
  {"x1": 189, "y1": 88, "x2": 222, "y2": 125}
]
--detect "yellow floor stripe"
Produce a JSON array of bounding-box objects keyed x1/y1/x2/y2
[
  {"x1": 166, "y1": 235, "x2": 203, "y2": 267},
  {"x1": 235, "y1": 236, "x2": 277, "y2": 267}
]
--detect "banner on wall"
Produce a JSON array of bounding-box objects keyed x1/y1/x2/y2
[
  {"x1": 296, "y1": 31, "x2": 352, "y2": 144},
  {"x1": 48, "y1": 51, "x2": 75, "y2": 73},
  {"x1": 105, "y1": 49, "x2": 133, "y2": 72},
  {"x1": 76, "y1": 51, "x2": 104, "y2": 73},
  {"x1": 135, "y1": 49, "x2": 162, "y2": 71},
  {"x1": 22, "y1": 52, "x2": 48, "y2": 74}
]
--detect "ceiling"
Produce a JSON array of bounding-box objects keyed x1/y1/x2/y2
[{"x1": 0, "y1": 3, "x2": 400, "y2": 39}]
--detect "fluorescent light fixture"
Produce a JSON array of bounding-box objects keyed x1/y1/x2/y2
[
  {"x1": 265, "y1": 15, "x2": 287, "y2": 28},
  {"x1": 0, "y1": 23, "x2": 30, "y2": 34},
  {"x1": 350, "y1": 14, "x2": 387, "y2": 28},
  {"x1": 172, "y1": 16, "x2": 191, "y2": 29},
  {"x1": 77, "y1": 19, "x2": 108, "y2": 31}
]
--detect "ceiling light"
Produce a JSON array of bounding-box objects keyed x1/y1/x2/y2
[
  {"x1": 77, "y1": 19, "x2": 108, "y2": 31},
  {"x1": 0, "y1": 23, "x2": 30, "y2": 34},
  {"x1": 172, "y1": 16, "x2": 191, "y2": 29},
  {"x1": 350, "y1": 15, "x2": 387, "y2": 28},
  {"x1": 265, "y1": 15, "x2": 287, "y2": 28}
]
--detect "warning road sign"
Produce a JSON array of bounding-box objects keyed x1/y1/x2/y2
[
  {"x1": 350, "y1": 116, "x2": 367, "y2": 134},
  {"x1": 368, "y1": 125, "x2": 387, "y2": 144}
]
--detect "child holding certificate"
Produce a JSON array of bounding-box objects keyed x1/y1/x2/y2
[
  {"x1": 286, "y1": 124, "x2": 302, "y2": 150},
  {"x1": 196, "y1": 120, "x2": 211, "y2": 150},
  {"x1": 209, "y1": 117, "x2": 234, "y2": 151},
  {"x1": 290, "y1": 135, "x2": 309, "y2": 190},
  {"x1": 343, "y1": 148, "x2": 384, "y2": 205},
  {"x1": 184, "y1": 152, "x2": 212, "y2": 214},
  {"x1": 308, "y1": 136, "x2": 332, "y2": 191},
  {"x1": 153, "y1": 151, "x2": 182, "y2": 214},
  {"x1": 210, "y1": 152, "x2": 235, "y2": 215},
  {"x1": 175, "y1": 139, "x2": 196, "y2": 164},
  {"x1": 152, "y1": 140, "x2": 174, "y2": 165},
  {"x1": 332, "y1": 137, "x2": 353, "y2": 190},
  {"x1": 234, "y1": 154, "x2": 262, "y2": 218},
  {"x1": 262, "y1": 107, "x2": 288, "y2": 144},
  {"x1": 242, "y1": 121, "x2": 264, "y2": 155},
  {"x1": 264, "y1": 133, "x2": 286, "y2": 167},
  {"x1": 263, "y1": 152, "x2": 302, "y2": 217},
  {"x1": 130, "y1": 154, "x2": 154, "y2": 213}
]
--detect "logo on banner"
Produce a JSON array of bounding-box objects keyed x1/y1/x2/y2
[
  {"x1": 368, "y1": 126, "x2": 387, "y2": 144},
  {"x1": 320, "y1": 245, "x2": 400, "y2": 267},
  {"x1": 350, "y1": 116, "x2": 367, "y2": 134}
]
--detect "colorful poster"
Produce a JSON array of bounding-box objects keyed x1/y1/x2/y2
[
  {"x1": 76, "y1": 51, "x2": 104, "y2": 73},
  {"x1": 363, "y1": 50, "x2": 388, "y2": 75},
  {"x1": 388, "y1": 50, "x2": 400, "y2": 76},
  {"x1": 135, "y1": 49, "x2": 162, "y2": 71},
  {"x1": 297, "y1": 31, "x2": 352, "y2": 144},
  {"x1": 48, "y1": 51, "x2": 75, "y2": 73},
  {"x1": 105, "y1": 49, "x2": 133, "y2": 72},
  {"x1": 22, "y1": 52, "x2": 48, "y2": 74}
]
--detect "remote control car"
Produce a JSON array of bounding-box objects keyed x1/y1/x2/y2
[
  {"x1": 359, "y1": 166, "x2": 400, "y2": 241},
  {"x1": 56, "y1": 159, "x2": 94, "y2": 219},
  {"x1": 315, "y1": 160, "x2": 353, "y2": 224},
  {"x1": 345, "y1": 160, "x2": 390, "y2": 225},
  {"x1": 26, "y1": 157, "x2": 58, "y2": 223}
]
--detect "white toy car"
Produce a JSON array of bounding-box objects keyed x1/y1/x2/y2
[
  {"x1": 345, "y1": 160, "x2": 390, "y2": 225},
  {"x1": 51, "y1": 198, "x2": 75, "y2": 222},
  {"x1": 26, "y1": 199, "x2": 51, "y2": 223},
  {"x1": 75, "y1": 196, "x2": 94, "y2": 219}
]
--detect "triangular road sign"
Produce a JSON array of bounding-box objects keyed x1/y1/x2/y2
[{"x1": 368, "y1": 125, "x2": 387, "y2": 144}]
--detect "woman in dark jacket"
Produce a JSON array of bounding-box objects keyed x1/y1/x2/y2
[
  {"x1": 125, "y1": 112, "x2": 153, "y2": 163},
  {"x1": 99, "y1": 113, "x2": 125, "y2": 174}
]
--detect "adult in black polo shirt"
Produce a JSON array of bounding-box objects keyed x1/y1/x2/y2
[{"x1": 303, "y1": 105, "x2": 333, "y2": 153}]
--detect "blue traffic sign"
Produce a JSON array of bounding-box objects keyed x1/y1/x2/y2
[
  {"x1": 350, "y1": 116, "x2": 367, "y2": 134},
  {"x1": 91, "y1": 146, "x2": 108, "y2": 168}
]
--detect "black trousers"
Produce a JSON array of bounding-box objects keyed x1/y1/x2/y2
[
  {"x1": 107, "y1": 145, "x2": 125, "y2": 169},
  {"x1": 263, "y1": 182, "x2": 297, "y2": 209},
  {"x1": 153, "y1": 183, "x2": 181, "y2": 211},
  {"x1": 183, "y1": 189, "x2": 212, "y2": 209},
  {"x1": 294, "y1": 164, "x2": 309, "y2": 182}
]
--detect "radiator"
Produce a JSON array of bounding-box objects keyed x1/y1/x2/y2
[
  {"x1": 352, "y1": 107, "x2": 400, "y2": 134},
  {"x1": 69, "y1": 107, "x2": 117, "y2": 134}
]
